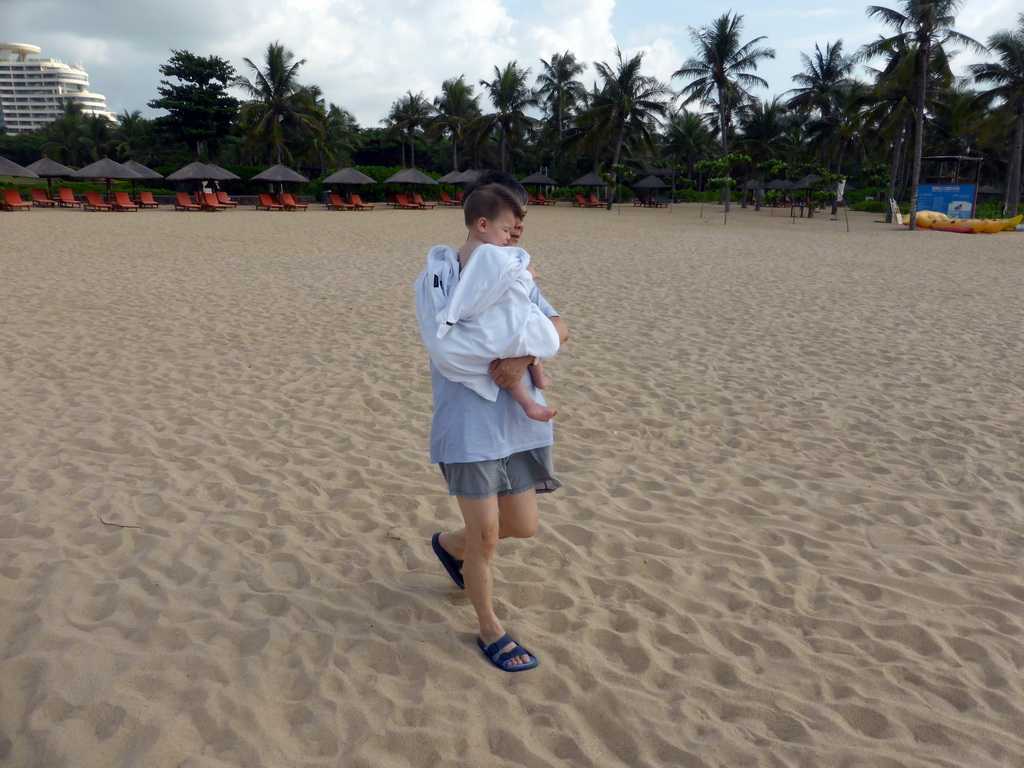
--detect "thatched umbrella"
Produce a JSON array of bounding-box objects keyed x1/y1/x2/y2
[
  {"x1": 764, "y1": 178, "x2": 792, "y2": 190},
  {"x1": 384, "y1": 167, "x2": 438, "y2": 199},
  {"x1": 454, "y1": 169, "x2": 480, "y2": 185},
  {"x1": 251, "y1": 164, "x2": 308, "y2": 197},
  {"x1": 569, "y1": 172, "x2": 607, "y2": 187},
  {"x1": 73, "y1": 157, "x2": 142, "y2": 201},
  {"x1": 436, "y1": 170, "x2": 465, "y2": 184},
  {"x1": 520, "y1": 171, "x2": 558, "y2": 199},
  {"x1": 25, "y1": 156, "x2": 74, "y2": 193},
  {"x1": 323, "y1": 167, "x2": 376, "y2": 200},
  {"x1": 166, "y1": 161, "x2": 238, "y2": 198},
  {"x1": 1, "y1": 155, "x2": 40, "y2": 178},
  {"x1": 384, "y1": 168, "x2": 437, "y2": 186},
  {"x1": 520, "y1": 171, "x2": 558, "y2": 187},
  {"x1": 791, "y1": 174, "x2": 821, "y2": 190},
  {"x1": 633, "y1": 174, "x2": 667, "y2": 189},
  {"x1": 122, "y1": 159, "x2": 163, "y2": 198}
]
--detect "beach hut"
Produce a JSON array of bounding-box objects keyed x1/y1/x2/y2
[{"x1": 633, "y1": 174, "x2": 669, "y2": 207}]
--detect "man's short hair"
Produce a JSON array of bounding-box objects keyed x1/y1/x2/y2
[{"x1": 463, "y1": 183, "x2": 525, "y2": 225}]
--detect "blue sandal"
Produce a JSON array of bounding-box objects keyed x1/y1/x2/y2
[
  {"x1": 477, "y1": 634, "x2": 539, "y2": 672},
  {"x1": 431, "y1": 532, "x2": 464, "y2": 590}
]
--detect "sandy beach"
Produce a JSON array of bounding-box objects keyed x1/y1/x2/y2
[{"x1": 2, "y1": 201, "x2": 1023, "y2": 767}]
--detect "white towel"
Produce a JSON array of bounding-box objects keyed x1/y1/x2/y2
[{"x1": 414, "y1": 244, "x2": 560, "y2": 400}]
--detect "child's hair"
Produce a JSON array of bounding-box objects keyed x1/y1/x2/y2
[{"x1": 463, "y1": 183, "x2": 525, "y2": 226}]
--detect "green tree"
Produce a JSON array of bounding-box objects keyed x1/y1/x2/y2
[
  {"x1": 662, "y1": 109, "x2": 716, "y2": 179},
  {"x1": 535, "y1": 51, "x2": 588, "y2": 141},
  {"x1": 673, "y1": 12, "x2": 776, "y2": 161},
  {"x1": 970, "y1": 14, "x2": 1024, "y2": 215},
  {"x1": 432, "y1": 76, "x2": 480, "y2": 171},
  {"x1": 382, "y1": 90, "x2": 432, "y2": 168},
  {"x1": 113, "y1": 109, "x2": 157, "y2": 163},
  {"x1": 38, "y1": 101, "x2": 87, "y2": 164},
  {"x1": 148, "y1": 49, "x2": 238, "y2": 162},
  {"x1": 479, "y1": 61, "x2": 539, "y2": 172},
  {"x1": 234, "y1": 41, "x2": 323, "y2": 165},
  {"x1": 591, "y1": 48, "x2": 673, "y2": 208},
  {"x1": 863, "y1": 1, "x2": 984, "y2": 228}
]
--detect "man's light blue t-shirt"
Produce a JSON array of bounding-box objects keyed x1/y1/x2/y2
[{"x1": 428, "y1": 283, "x2": 558, "y2": 465}]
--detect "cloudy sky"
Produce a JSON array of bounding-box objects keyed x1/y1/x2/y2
[{"x1": 5, "y1": 0, "x2": 1016, "y2": 126}]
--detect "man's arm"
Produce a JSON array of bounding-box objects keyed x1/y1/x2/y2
[{"x1": 489, "y1": 315, "x2": 568, "y2": 388}]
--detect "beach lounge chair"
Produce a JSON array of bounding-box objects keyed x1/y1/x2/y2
[
  {"x1": 215, "y1": 190, "x2": 239, "y2": 207},
  {"x1": 326, "y1": 193, "x2": 355, "y2": 210},
  {"x1": 256, "y1": 193, "x2": 284, "y2": 211},
  {"x1": 393, "y1": 194, "x2": 423, "y2": 210},
  {"x1": 573, "y1": 193, "x2": 602, "y2": 208},
  {"x1": 1, "y1": 189, "x2": 31, "y2": 211},
  {"x1": 587, "y1": 192, "x2": 604, "y2": 207},
  {"x1": 136, "y1": 191, "x2": 160, "y2": 208},
  {"x1": 201, "y1": 192, "x2": 228, "y2": 211},
  {"x1": 536, "y1": 192, "x2": 557, "y2": 205},
  {"x1": 528, "y1": 192, "x2": 542, "y2": 205},
  {"x1": 348, "y1": 194, "x2": 374, "y2": 210},
  {"x1": 31, "y1": 188, "x2": 56, "y2": 207},
  {"x1": 113, "y1": 191, "x2": 139, "y2": 211},
  {"x1": 83, "y1": 191, "x2": 113, "y2": 211},
  {"x1": 57, "y1": 188, "x2": 82, "y2": 208},
  {"x1": 439, "y1": 191, "x2": 461, "y2": 206},
  {"x1": 280, "y1": 192, "x2": 308, "y2": 211},
  {"x1": 413, "y1": 193, "x2": 436, "y2": 209},
  {"x1": 173, "y1": 192, "x2": 201, "y2": 211},
  {"x1": 633, "y1": 194, "x2": 649, "y2": 207}
]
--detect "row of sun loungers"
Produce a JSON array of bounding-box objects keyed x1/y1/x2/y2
[{"x1": 6, "y1": 188, "x2": 575, "y2": 212}]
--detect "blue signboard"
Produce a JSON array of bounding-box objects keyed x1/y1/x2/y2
[{"x1": 918, "y1": 184, "x2": 975, "y2": 219}]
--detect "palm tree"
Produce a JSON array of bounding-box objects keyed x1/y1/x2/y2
[
  {"x1": 673, "y1": 12, "x2": 776, "y2": 159},
  {"x1": 234, "y1": 41, "x2": 324, "y2": 165},
  {"x1": 591, "y1": 48, "x2": 674, "y2": 207},
  {"x1": 113, "y1": 110, "x2": 155, "y2": 163},
  {"x1": 737, "y1": 96, "x2": 793, "y2": 208},
  {"x1": 432, "y1": 76, "x2": 480, "y2": 171},
  {"x1": 535, "y1": 51, "x2": 588, "y2": 141},
  {"x1": 479, "y1": 61, "x2": 538, "y2": 172},
  {"x1": 786, "y1": 42, "x2": 856, "y2": 116},
  {"x1": 662, "y1": 109, "x2": 717, "y2": 179},
  {"x1": 862, "y1": 35, "x2": 921, "y2": 219},
  {"x1": 39, "y1": 101, "x2": 87, "y2": 164},
  {"x1": 321, "y1": 103, "x2": 361, "y2": 170},
  {"x1": 382, "y1": 91, "x2": 432, "y2": 168},
  {"x1": 970, "y1": 14, "x2": 1024, "y2": 215},
  {"x1": 863, "y1": 1, "x2": 985, "y2": 228},
  {"x1": 786, "y1": 40, "x2": 860, "y2": 178}
]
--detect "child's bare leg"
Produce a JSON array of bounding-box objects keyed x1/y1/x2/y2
[
  {"x1": 508, "y1": 379, "x2": 557, "y2": 422},
  {"x1": 528, "y1": 360, "x2": 549, "y2": 390}
]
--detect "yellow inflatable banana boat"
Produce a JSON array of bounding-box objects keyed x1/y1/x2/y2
[{"x1": 902, "y1": 211, "x2": 1022, "y2": 233}]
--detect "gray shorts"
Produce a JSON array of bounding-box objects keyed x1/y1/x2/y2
[{"x1": 438, "y1": 447, "x2": 563, "y2": 499}]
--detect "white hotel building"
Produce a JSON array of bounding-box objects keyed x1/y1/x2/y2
[{"x1": 0, "y1": 42, "x2": 116, "y2": 133}]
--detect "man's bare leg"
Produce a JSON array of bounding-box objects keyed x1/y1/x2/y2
[{"x1": 455, "y1": 494, "x2": 533, "y2": 667}]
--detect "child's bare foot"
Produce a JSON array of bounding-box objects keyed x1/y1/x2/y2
[
  {"x1": 529, "y1": 365, "x2": 550, "y2": 390},
  {"x1": 524, "y1": 403, "x2": 558, "y2": 422}
]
